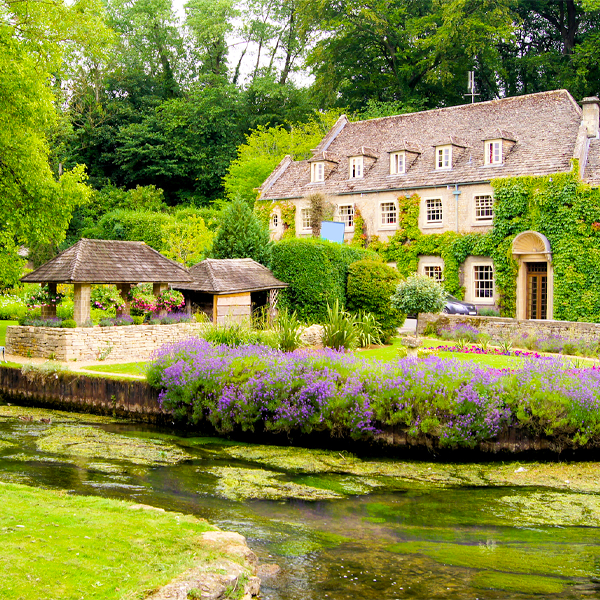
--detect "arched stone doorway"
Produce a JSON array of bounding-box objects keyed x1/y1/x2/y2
[{"x1": 512, "y1": 231, "x2": 553, "y2": 320}]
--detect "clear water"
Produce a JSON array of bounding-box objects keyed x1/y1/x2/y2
[{"x1": 1, "y1": 413, "x2": 599, "y2": 600}]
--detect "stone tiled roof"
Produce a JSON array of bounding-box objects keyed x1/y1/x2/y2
[
  {"x1": 173, "y1": 258, "x2": 288, "y2": 294},
  {"x1": 260, "y1": 90, "x2": 585, "y2": 200},
  {"x1": 21, "y1": 239, "x2": 193, "y2": 284}
]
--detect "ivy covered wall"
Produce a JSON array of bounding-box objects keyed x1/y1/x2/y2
[
  {"x1": 255, "y1": 200, "x2": 296, "y2": 238},
  {"x1": 375, "y1": 170, "x2": 600, "y2": 322}
]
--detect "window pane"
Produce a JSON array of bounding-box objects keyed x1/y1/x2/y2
[
  {"x1": 424, "y1": 266, "x2": 443, "y2": 281},
  {"x1": 381, "y1": 202, "x2": 397, "y2": 225},
  {"x1": 350, "y1": 157, "x2": 363, "y2": 178},
  {"x1": 391, "y1": 152, "x2": 404, "y2": 174},
  {"x1": 301, "y1": 208, "x2": 311, "y2": 229},
  {"x1": 338, "y1": 205, "x2": 354, "y2": 228},
  {"x1": 475, "y1": 195, "x2": 493, "y2": 220},
  {"x1": 426, "y1": 198, "x2": 443, "y2": 223},
  {"x1": 474, "y1": 265, "x2": 494, "y2": 298}
]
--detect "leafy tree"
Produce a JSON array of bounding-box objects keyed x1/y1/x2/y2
[
  {"x1": 299, "y1": 0, "x2": 513, "y2": 110},
  {"x1": 223, "y1": 111, "x2": 341, "y2": 204},
  {"x1": 391, "y1": 274, "x2": 446, "y2": 334},
  {"x1": 211, "y1": 197, "x2": 271, "y2": 265},
  {"x1": 185, "y1": 0, "x2": 238, "y2": 77},
  {"x1": 161, "y1": 215, "x2": 214, "y2": 266},
  {"x1": 0, "y1": 0, "x2": 104, "y2": 286},
  {"x1": 113, "y1": 81, "x2": 249, "y2": 202}
]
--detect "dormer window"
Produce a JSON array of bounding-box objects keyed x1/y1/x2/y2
[
  {"x1": 311, "y1": 162, "x2": 325, "y2": 182},
  {"x1": 349, "y1": 156, "x2": 363, "y2": 179},
  {"x1": 436, "y1": 145, "x2": 452, "y2": 169},
  {"x1": 485, "y1": 140, "x2": 502, "y2": 165},
  {"x1": 390, "y1": 151, "x2": 405, "y2": 175}
]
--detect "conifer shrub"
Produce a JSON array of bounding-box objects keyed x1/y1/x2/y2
[
  {"x1": 211, "y1": 196, "x2": 271, "y2": 265},
  {"x1": 270, "y1": 238, "x2": 375, "y2": 322},
  {"x1": 346, "y1": 259, "x2": 404, "y2": 343}
]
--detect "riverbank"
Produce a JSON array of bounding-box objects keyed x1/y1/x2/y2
[
  {"x1": 2, "y1": 406, "x2": 600, "y2": 600},
  {"x1": 0, "y1": 481, "x2": 259, "y2": 600}
]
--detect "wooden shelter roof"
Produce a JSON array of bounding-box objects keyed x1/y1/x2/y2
[
  {"x1": 21, "y1": 239, "x2": 193, "y2": 284},
  {"x1": 173, "y1": 258, "x2": 288, "y2": 294}
]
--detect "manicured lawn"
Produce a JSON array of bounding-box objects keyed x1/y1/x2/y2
[
  {"x1": 85, "y1": 362, "x2": 148, "y2": 376},
  {"x1": 355, "y1": 337, "x2": 525, "y2": 369},
  {"x1": 0, "y1": 320, "x2": 17, "y2": 346},
  {"x1": 0, "y1": 482, "x2": 221, "y2": 600}
]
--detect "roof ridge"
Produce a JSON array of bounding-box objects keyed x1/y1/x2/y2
[
  {"x1": 205, "y1": 260, "x2": 219, "y2": 291},
  {"x1": 350, "y1": 89, "x2": 576, "y2": 126},
  {"x1": 70, "y1": 238, "x2": 86, "y2": 280}
]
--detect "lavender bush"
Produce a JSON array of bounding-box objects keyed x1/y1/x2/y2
[{"x1": 147, "y1": 339, "x2": 600, "y2": 448}]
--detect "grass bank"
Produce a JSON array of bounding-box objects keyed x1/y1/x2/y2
[
  {"x1": 0, "y1": 482, "x2": 223, "y2": 600},
  {"x1": 0, "y1": 320, "x2": 17, "y2": 346}
]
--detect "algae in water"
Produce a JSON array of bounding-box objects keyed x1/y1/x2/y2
[
  {"x1": 496, "y1": 491, "x2": 600, "y2": 527},
  {"x1": 472, "y1": 571, "x2": 567, "y2": 595},
  {"x1": 207, "y1": 467, "x2": 342, "y2": 501},
  {"x1": 36, "y1": 425, "x2": 191, "y2": 466}
]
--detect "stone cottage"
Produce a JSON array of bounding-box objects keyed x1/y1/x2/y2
[{"x1": 258, "y1": 90, "x2": 600, "y2": 319}]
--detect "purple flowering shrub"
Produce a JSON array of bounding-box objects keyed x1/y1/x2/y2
[{"x1": 148, "y1": 339, "x2": 600, "y2": 447}]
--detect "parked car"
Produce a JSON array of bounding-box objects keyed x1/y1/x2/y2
[{"x1": 443, "y1": 295, "x2": 478, "y2": 315}]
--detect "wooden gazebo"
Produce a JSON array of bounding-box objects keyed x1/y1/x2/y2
[
  {"x1": 21, "y1": 239, "x2": 192, "y2": 325},
  {"x1": 172, "y1": 258, "x2": 288, "y2": 324}
]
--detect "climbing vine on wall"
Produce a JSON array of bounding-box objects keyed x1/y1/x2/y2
[
  {"x1": 254, "y1": 200, "x2": 296, "y2": 238},
  {"x1": 375, "y1": 171, "x2": 600, "y2": 321},
  {"x1": 350, "y1": 207, "x2": 367, "y2": 247}
]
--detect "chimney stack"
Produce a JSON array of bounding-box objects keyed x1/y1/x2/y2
[{"x1": 581, "y1": 97, "x2": 600, "y2": 138}]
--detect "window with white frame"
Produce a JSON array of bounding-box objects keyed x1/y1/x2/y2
[
  {"x1": 270, "y1": 212, "x2": 279, "y2": 229},
  {"x1": 424, "y1": 265, "x2": 443, "y2": 281},
  {"x1": 390, "y1": 151, "x2": 405, "y2": 175},
  {"x1": 475, "y1": 195, "x2": 494, "y2": 221},
  {"x1": 426, "y1": 198, "x2": 443, "y2": 224},
  {"x1": 301, "y1": 208, "x2": 312, "y2": 230},
  {"x1": 436, "y1": 145, "x2": 452, "y2": 169},
  {"x1": 349, "y1": 156, "x2": 363, "y2": 179},
  {"x1": 380, "y1": 202, "x2": 397, "y2": 226},
  {"x1": 474, "y1": 265, "x2": 494, "y2": 299},
  {"x1": 485, "y1": 140, "x2": 502, "y2": 165},
  {"x1": 311, "y1": 162, "x2": 325, "y2": 182},
  {"x1": 338, "y1": 204, "x2": 354, "y2": 229}
]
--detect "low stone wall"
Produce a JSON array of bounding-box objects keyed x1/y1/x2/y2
[
  {"x1": 0, "y1": 366, "x2": 164, "y2": 421},
  {"x1": 5, "y1": 322, "x2": 207, "y2": 361},
  {"x1": 417, "y1": 313, "x2": 600, "y2": 341}
]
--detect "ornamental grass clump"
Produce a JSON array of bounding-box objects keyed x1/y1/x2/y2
[
  {"x1": 147, "y1": 339, "x2": 600, "y2": 448},
  {"x1": 321, "y1": 300, "x2": 359, "y2": 351}
]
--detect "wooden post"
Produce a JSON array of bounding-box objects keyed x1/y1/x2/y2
[{"x1": 153, "y1": 283, "x2": 168, "y2": 317}]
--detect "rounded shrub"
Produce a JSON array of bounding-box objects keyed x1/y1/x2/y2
[
  {"x1": 346, "y1": 259, "x2": 405, "y2": 343},
  {"x1": 60, "y1": 319, "x2": 77, "y2": 328}
]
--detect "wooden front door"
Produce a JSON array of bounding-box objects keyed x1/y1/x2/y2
[{"x1": 526, "y1": 262, "x2": 548, "y2": 319}]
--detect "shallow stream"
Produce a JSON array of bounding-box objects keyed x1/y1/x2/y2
[{"x1": 1, "y1": 405, "x2": 599, "y2": 599}]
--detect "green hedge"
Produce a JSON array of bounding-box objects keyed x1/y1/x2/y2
[
  {"x1": 270, "y1": 238, "x2": 376, "y2": 322},
  {"x1": 346, "y1": 259, "x2": 404, "y2": 342},
  {"x1": 85, "y1": 209, "x2": 173, "y2": 250}
]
